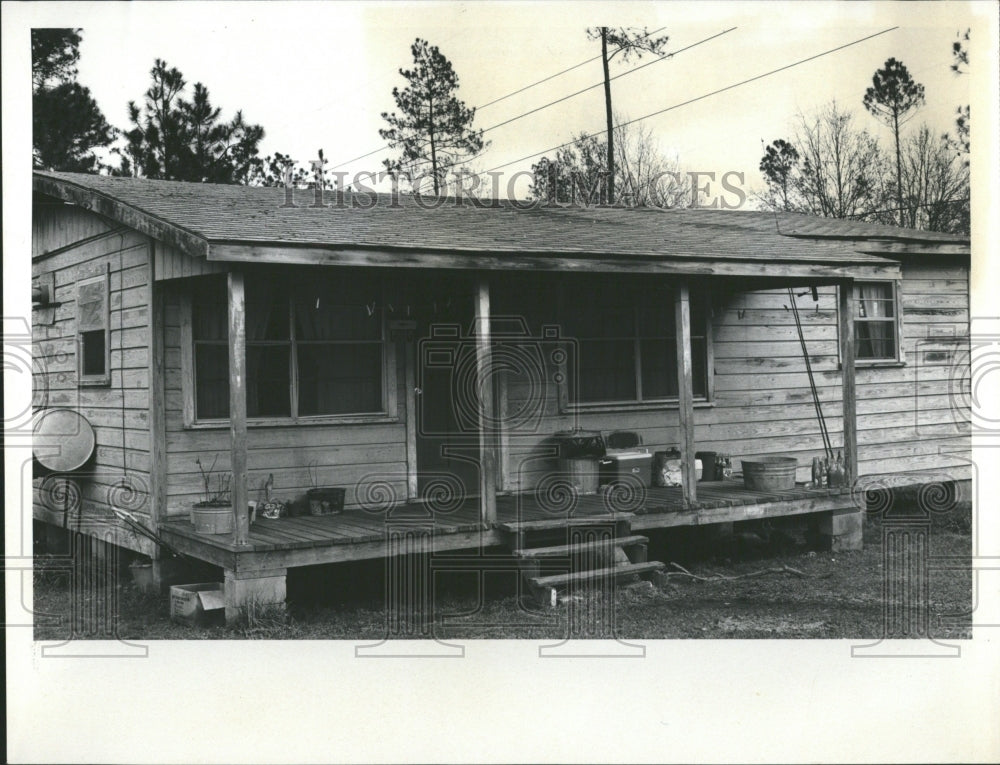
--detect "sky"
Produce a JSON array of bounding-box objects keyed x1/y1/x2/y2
[{"x1": 15, "y1": 0, "x2": 983, "y2": 201}]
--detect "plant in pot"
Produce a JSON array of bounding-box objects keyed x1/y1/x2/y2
[
  {"x1": 191, "y1": 455, "x2": 233, "y2": 535},
  {"x1": 258, "y1": 473, "x2": 288, "y2": 520},
  {"x1": 306, "y1": 461, "x2": 345, "y2": 516}
]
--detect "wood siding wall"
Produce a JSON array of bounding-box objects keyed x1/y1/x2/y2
[
  {"x1": 32, "y1": 204, "x2": 155, "y2": 554},
  {"x1": 501, "y1": 263, "x2": 970, "y2": 490}
]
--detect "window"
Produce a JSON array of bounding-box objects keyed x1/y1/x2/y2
[
  {"x1": 190, "y1": 272, "x2": 390, "y2": 422},
  {"x1": 853, "y1": 281, "x2": 901, "y2": 362},
  {"x1": 77, "y1": 269, "x2": 110, "y2": 385},
  {"x1": 560, "y1": 281, "x2": 709, "y2": 405}
]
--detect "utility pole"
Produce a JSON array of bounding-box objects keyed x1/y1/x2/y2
[{"x1": 600, "y1": 27, "x2": 614, "y2": 205}]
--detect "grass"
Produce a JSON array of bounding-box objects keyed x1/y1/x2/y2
[{"x1": 32, "y1": 500, "x2": 973, "y2": 641}]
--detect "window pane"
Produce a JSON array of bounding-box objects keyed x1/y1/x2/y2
[
  {"x1": 81, "y1": 330, "x2": 106, "y2": 376},
  {"x1": 295, "y1": 300, "x2": 381, "y2": 341},
  {"x1": 195, "y1": 344, "x2": 229, "y2": 418},
  {"x1": 246, "y1": 281, "x2": 289, "y2": 341},
  {"x1": 691, "y1": 338, "x2": 708, "y2": 396},
  {"x1": 78, "y1": 281, "x2": 106, "y2": 330},
  {"x1": 639, "y1": 338, "x2": 707, "y2": 399},
  {"x1": 856, "y1": 322, "x2": 896, "y2": 360},
  {"x1": 247, "y1": 345, "x2": 291, "y2": 417},
  {"x1": 637, "y1": 293, "x2": 673, "y2": 338},
  {"x1": 640, "y1": 338, "x2": 677, "y2": 398},
  {"x1": 856, "y1": 283, "x2": 894, "y2": 318},
  {"x1": 562, "y1": 282, "x2": 633, "y2": 339},
  {"x1": 575, "y1": 339, "x2": 636, "y2": 402},
  {"x1": 192, "y1": 280, "x2": 227, "y2": 341},
  {"x1": 297, "y1": 343, "x2": 383, "y2": 415}
]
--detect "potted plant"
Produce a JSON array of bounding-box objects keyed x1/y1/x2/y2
[
  {"x1": 305, "y1": 461, "x2": 345, "y2": 516},
  {"x1": 258, "y1": 473, "x2": 288, "y2": 520},
  {"x1": 190, "y1": 455, "x2": 233, "y2": 535}
]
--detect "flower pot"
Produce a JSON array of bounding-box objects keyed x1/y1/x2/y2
[
  {"x1": 191, "y1": 504, "x2": 234, "y2": 535},
  {"x1": 307, "y1": 487, "x2": 345, "y2": 516},
  {"x1": 129, "y1": 560, "x2": 154, "y2": 592}
]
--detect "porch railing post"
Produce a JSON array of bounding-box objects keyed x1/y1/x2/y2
[
  {"x1": 228, "y1": 271, "x2": 250, "y2": 546},
  {"x1": 674, "y1": 282, "x2": 697, "y2": 505},
  {"x1": 838, "y1": 279, "x2": 858, "y2": 484},
  {"x1": 475, "y1": 277, "x2": 498, "y2": 525}
]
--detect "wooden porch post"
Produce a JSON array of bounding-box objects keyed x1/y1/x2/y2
[
  {"x1": 475, "y1": 277, "x2": 498, "y2": 525},
  {"x1": 675, "y1": 282, "x2": 697, "y2": 505},
  {"x1": 838, "y1": 279, "x2": 858, "y2": 485},
  {"x1": 228, "y1": 271, "x2": 250, "y2": 546}
]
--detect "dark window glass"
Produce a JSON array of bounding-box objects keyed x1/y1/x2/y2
[
  {"x1": 195, "y1": 344, "x2": 229, "y2": 419},
  {"x1": 81, "y1": 330, "x2": 106, "y2": 376},
  {"x1": 247, "y1": 345, "x2": 291, "y2": 417},
  {"x1": 191, "y1": 273, "x2": 384, "y2": 420},
  {"x1": 298, "y1": 343, "x2": 383, "y2": 415},
  {"x1": 561, "y1": 282, "x2": 708, "y2": 404}
]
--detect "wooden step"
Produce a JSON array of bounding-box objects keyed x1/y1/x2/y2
[
  {"x1": 498, "y1": 513, "x2": 634, "y2": 533},
  {"x1": 513, "y1": 535, "x2": 648, "y2": 559},
  {"x1": 530, "y1": 561, "x2": 665, "y2": 589}
]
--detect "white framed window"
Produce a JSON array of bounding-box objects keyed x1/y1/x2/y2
[{"x1": 852, "y1": 280, "x2": 903, "y2": 364}]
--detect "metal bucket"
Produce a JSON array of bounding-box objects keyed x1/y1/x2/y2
[{"x1": 741, "y1": 457, "x2": 797, "y2": 491}]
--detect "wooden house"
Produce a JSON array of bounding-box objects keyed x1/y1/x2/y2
[{"x1": 31, "y1": 171, "x2": 971, "y2": 619}]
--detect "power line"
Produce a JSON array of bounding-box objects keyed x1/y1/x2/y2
[
  {"x1": 475, "y1": 26, "x2": 900, "y2": 179},
  {"x1": 381, "y1": 28, "x2": 737, "y2": 179},
  {"x1": 479, "y1": 28, "x2": 736, "y2": 138},
  {"x1": 478, "y1": 25, "x2": 669, "y2": 110},
  {"x1": 327, "y1": 25, "x2": 670, "y2": 171}
]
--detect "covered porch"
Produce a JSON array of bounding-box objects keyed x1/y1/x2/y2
[{"x1": 175, "y1": 251, "x2": 895, "y2": 617}]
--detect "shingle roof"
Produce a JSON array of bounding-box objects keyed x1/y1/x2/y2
[{"x1": 33, "y1": 171, "x2": 960, "y2": 270}]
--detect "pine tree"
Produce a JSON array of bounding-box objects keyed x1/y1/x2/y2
[
  {"x1": 863, "y1": 58, "x2": 925, "y2": 226},
  {"x1": 759, "y1": 139, "x2": 800, "y2": 211},
  {"x1": 379, "y1": 39, "x2": 486, "y2": 195},
  {"x1": 118, "y1": 59, "x2": 264, "y2": 183},
  {"x1": 32, "y1": 28, "x2": 114, "y2": 172},
  {"x1": 586, "y1": 27, "x2": 670, "y2": 204}
]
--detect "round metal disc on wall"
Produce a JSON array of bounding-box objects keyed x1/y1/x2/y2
[{"x1": 32, "y1": 408, "x2": 97, "y2": 473}]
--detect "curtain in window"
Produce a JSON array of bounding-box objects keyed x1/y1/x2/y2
[{"x1": 856, "y1": 283, "x2": 894, "y2": 359}]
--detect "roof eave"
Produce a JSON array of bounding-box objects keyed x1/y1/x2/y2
[
  {"x1": 33, "y1": 173, "x2": 211, "y2": 259},
  {"x1": 208, "y1": 242, "x2": 901, "y2": 281}
]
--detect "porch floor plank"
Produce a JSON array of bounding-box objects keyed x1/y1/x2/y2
[{"x1": 158, "y1": 480, "x2": 859, "y2": 566}]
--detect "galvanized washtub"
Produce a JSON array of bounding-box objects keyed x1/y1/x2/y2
[{"x1": 741, "y1": 456, "x2": 798, "y2": 491}]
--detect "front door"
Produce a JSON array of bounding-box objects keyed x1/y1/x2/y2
[{"x1": 412, "y1": 278, "x2": 481, "y2": 505}]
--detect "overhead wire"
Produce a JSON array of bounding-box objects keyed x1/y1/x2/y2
[
  {"x1": 369, "y1": 27, "x2": 738, "y2": 181},
  {"x1": 326, "y1": 25, "x2": 669, "y2": 171},
  {"x1": 474, "y1": 26, "x2": 900, "y2": 180}
]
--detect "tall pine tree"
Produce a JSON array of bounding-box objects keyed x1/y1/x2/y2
[
  {"x1": 379, "y1": 39, "x2": 486, "y2": 195},
  {"x1": 863, "y1": 58, "x2": 925, "y2": 226},
  {"x1": 32, "y1": 28, "x2": 114, "y2": 173}
]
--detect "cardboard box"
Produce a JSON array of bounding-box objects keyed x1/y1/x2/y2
[{"x1": 170, "y1": 582, "x2": 225, "y2": 626}]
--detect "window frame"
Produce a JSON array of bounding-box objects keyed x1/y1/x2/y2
[
  {"x1": 556, "y1": 284, "x2": 714, "y2": 413},
  {"x1": 840, "y1": 279, "x2": 905, "y2": 367},
  {"x1": 76, "y1": 267, "x2": 111, "y2": 387},
  {"x1": 180, "y1": 274, "x2": 398, "y2": 429}
]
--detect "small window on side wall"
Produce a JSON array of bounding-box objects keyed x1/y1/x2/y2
[
  {"x1": 853, "y1": 281, "x2": 902, "y2": 363},
  {"x1": 77, "y1": 269, "x2": 110, "y2": 385}
]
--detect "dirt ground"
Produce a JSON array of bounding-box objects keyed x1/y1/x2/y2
[{"x1": 32, "y1": 503, "x2": 973, "y2": 641}]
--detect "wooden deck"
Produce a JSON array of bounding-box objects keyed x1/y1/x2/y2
[{"x1": 158, "y1": 481, "x2": 857, "y2": 571}]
